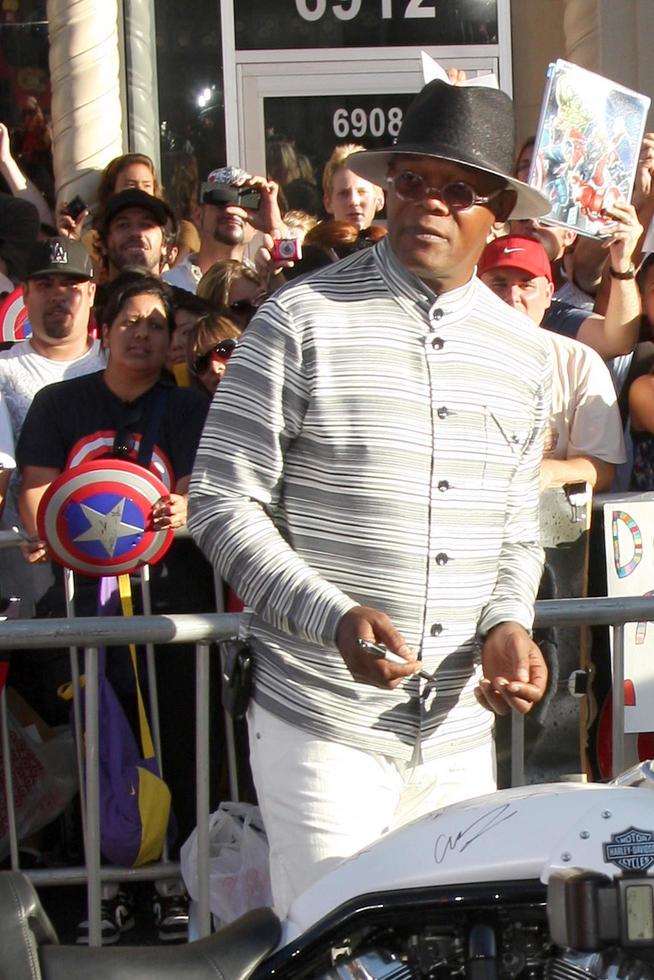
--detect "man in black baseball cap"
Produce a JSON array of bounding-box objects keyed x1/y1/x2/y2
[
  {"x1": 96, "y1": 188, "x2": 176, "y2": 281},
  {"x1": 23, "y1": 236, "x2": 96, "y2": 351},
  {"x1": 0, "y1": 235, "x2": 104, "y2": 619}
]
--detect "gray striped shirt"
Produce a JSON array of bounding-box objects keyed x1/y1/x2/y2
[{"x1": 189, "y1": 237, "x2": 552, "y2": 761}]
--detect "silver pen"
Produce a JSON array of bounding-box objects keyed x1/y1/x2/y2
[{"x1": 356, "y1": 638, "x2": 437, "y2": 689}]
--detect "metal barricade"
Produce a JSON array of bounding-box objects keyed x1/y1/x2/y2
[
  {"x1": 0, "y1": 612, "x2": 240, "y2": 945},
  {"x1": 506, "y1": 595, "x2": 654, "y2": 786},
  {"x1": 1, "y1": 595, "x2": 654, "y2": 942}
]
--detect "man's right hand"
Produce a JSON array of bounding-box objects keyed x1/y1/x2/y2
[
  {"x1": 335, "y1": 605, "x2": 420, "y2": 689},
  {"x1": 56, "y1": 200, "x2": 88, "y2": 241},
  {"x1": 20, "y1": 536, "x2": 48, "y2": 564}
]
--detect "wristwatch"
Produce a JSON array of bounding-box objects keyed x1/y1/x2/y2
[{"x1": 609, "y1": 264, "x2": 637, "y2": 280}]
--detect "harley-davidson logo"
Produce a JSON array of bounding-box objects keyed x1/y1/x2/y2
[{"x1": 603, "y1": 827, "x2": 654, "y2": 872}]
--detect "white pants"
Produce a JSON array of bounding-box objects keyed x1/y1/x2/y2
[{"x1": 247, "y1": 701, "x2": 496, "y2": 917}]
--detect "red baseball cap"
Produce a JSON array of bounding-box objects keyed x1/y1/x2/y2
[{"x1": 478, "y1": 235, "x2": 553, "y2": 284}]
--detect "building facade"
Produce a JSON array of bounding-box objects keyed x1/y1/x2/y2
[{"x1": 0, "y1": 0, "x2": 652, "y2": 216}]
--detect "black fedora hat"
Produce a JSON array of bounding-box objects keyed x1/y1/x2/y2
[{"x1": 347, "y1": 80, "x2": 550, "y2": 220}]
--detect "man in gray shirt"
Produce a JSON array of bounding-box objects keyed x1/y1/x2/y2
[
  {"x1": 189, "y1": 80, "x2": 553, "y2": 914},
  {"x1": 0, "y1": 237, "x2": 103, "y2": 614}
]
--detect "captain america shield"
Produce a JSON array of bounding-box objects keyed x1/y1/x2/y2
[
  {"x1": 37, "y1": 459, "x2": 174, "y2": 576},
  {"x1": 0, "y1": 286, "x2": 31, "y2": 342}
]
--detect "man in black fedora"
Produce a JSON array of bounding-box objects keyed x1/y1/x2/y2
[{"x1": 189, "y1": 80, "x2": 553, "y2": 914}]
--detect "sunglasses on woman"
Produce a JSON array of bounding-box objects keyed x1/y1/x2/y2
[
  {"x1": 192, "y1": 338, "x2": 238, "y2": 375},
  {"x1": 228, "y1": 294, "x2": 268, "y2": 323}
]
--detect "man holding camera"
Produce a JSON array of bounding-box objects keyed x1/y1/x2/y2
[{"x1": 163, "y1": 167, "x2": 287, "y2": 293}]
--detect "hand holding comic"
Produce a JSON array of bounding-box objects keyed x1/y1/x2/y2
[{"x1": 600, "y1": 200, "x2": 643, "y2": 269}]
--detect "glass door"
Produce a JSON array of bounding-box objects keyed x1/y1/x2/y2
[{"x1": 238, "y1": 57, "x2": 498, "y2": 214}]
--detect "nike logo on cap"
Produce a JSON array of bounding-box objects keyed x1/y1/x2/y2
[{"x1": 502, "y1": 247, "x2": 525, "y2": 254}]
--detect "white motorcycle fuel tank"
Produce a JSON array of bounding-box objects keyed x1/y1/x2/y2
[{"x1": 283, "y1": 780, "x2": 654, "y2": 945}]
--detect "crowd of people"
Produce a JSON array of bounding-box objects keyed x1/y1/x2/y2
[{"x1": 1, "y1": 72, "x2": 654, "y2": 944}]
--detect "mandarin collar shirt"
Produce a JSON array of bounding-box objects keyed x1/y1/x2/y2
[{"x1": 189, "y1": 236, "x2": 552, "y2": 761}]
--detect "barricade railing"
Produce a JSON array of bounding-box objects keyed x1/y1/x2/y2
[
  {"x1": 1, "y1": 596, "x2": 653, "y2": 943},
  {"x1": 0, "y1": 612, "x2": 240, "y2": 945}
]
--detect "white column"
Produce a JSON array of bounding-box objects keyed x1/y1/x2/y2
[
  {"x1": 47, "y1": 0, "x2": 124, "y2": 208},
  {"x1": 562, "y1": 0, "x2": 600, "y2": 71},
  {"x1": 123, "y1": 0, "x2": 161, "y2": 174},
  {"x1": 563, "y1": 0, "x2": 654, "y2": 128}
]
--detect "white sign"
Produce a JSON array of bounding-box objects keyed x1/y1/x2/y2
[{"x1": 603, "y1": 500, "x2": 654, "y2": 732}]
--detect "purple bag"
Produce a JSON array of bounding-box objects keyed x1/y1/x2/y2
[
  {"x1": 96, "y1": 643, "x2": 172, "y2": 867},
  {"x1": 70, "y1": 575, "x2": 174, "y2": 868}
]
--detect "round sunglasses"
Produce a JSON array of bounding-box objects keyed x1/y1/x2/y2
[{"x1": 386, "y1": 171, "x2": 504, "y2": 211}]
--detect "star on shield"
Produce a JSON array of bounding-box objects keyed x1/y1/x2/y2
[{"x1": 73, "y1": 497, "x2": 144, "y2": 558}]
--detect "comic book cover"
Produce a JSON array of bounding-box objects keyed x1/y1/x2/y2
[{"x1": 529, "y1": 60, "x2": 651, "y2": 238}]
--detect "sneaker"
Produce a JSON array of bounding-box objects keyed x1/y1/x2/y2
[
  {"x1": 152, "y1": 890, "x2": 189, "y2": 943},
  {"x1": 76, "y1": 888, "x2": 136, "y2": 945}
]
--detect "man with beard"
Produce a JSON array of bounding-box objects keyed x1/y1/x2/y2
[
  {"x1": 97, "y1": 188, "x2": 175, "y2": 281},
  {"x1": 0, "y1": 236, "x2": 104, "y2": 613},
  {"x1": 163, "y1": 166, "x2": 287, "y2": 293}
]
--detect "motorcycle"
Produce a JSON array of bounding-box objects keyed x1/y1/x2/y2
[{"x1": 5, "y1": 760, "x2": 654, "y2": 979}]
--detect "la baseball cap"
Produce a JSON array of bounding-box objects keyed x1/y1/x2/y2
[
  {"x1": 25, "y1": 236, "x2": 93, "y2": 280},
  {"x1": 100, "y1": 189, "x2": 175, "y2": 235},
  {"x1": 478, "y1": 235, "x2": 553, "y2": 284}
]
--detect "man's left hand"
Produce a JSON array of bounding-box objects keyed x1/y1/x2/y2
[
  {"x1": 474, "y1": 621, "x2": 547, "y2": 715},
  {"x1": 235, "y1": 174, "x2": 287, "y2": 238},
  {"x1": 602, "y1": 199, "x2": 642, "y2": 271}
]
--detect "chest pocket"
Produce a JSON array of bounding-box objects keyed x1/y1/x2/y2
[
  {"x1": 446, "y1": 406, "x2": 533, "y2": 491},
  {"x1": 482, "y1": 407, "x2": 534, "y2": 487}
]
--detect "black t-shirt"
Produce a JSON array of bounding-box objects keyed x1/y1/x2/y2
[
  {"x1": 617, "y1": 317, "x2": 654, "y2": 424},
  {"x1": 17, "y1": 370, "x2": 207, "y2": 488},
  {"x1": 543, "y1": 296, "x2": 589, "y2": 340}
]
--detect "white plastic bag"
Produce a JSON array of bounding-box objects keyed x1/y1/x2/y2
[
  {"x1": 0, "y1": 713, "x2": 78, "y2": 860},
  {"x1": 181, "y1": 801, "x2": 272, "y2": 925}
]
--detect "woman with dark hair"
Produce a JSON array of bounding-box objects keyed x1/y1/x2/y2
[
  {"x1": 514, "y1": 136, "x2": 535, "y2": 182},
  {"x1": 17, "y1": 271, "x2": 205, "y2": 549},
  {"x1": 14, "y1": 271, "x2": 211, "y2": 944}
]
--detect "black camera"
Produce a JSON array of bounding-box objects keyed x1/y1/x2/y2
[
  {"x1": 237, "y1": 188, "x2": 261, "y2": 210},
  {"x1": 200, "y1": 184, "x2": 261, "y2": 211},
  {"x1": 64, "y1": 195, "x2": 87, "y2": 220},
  {"x1": 221, "y1": 640, "x2": 253, "y2": 719}
]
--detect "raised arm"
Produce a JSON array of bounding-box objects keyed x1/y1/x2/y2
[
  {"x1": 0, "y1": 122, "x2": 55, "y2": 227},
  {"x1": 576, "y1": 201, "x2": 642, "y2": 359}
]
